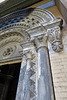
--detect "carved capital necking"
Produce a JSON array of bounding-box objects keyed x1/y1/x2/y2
[
  {"x1": 34, "y1": 35, "x2": 48, "y2": 50},
  {"x1": 21, "y1": 42, "x2": 35, "y2": 60},
  {"x1": 26, "y1": 18, "x2": 63, "y2": 52}
]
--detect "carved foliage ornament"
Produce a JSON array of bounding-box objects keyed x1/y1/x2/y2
[
  {"x1": 3, "y1": 45, "x2": 17, "y2": 58},
  {"x1": 3, "y1": 47, "x2": 13, "y2": 57},
  {"x1": 0, "y1": 8, "x2": 63, "y2": 63},
  {"x1": 47, "y1": 26, "x2": 63, "y2": 52}
]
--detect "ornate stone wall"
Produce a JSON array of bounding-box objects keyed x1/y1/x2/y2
[
  {"x1": 0, "y1": 8, "x2": 64, "y2": 100},
  {"x1": 0, "y1": 8, "x2": 56, "y2": 63}
]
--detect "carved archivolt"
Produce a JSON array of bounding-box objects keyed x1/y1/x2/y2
[
  {"x1": 0, "y1": 31, "x2": 24, "y2": 61},
  {"x1": 0, "y1": 8, "x2": 63, "y2": 62},
  {"x1": 0, "y1": 8, "x2": 55, "y2": 31},
  {"x1": 0, "y1": 32, "x2": 24, "y2": 46}
]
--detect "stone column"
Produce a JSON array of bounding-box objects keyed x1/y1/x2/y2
[
  {"x1": 15, "y1": 44, "x2": 33, "y2": 100},
  {"x1": 34, "y1": 35, "x2": 54, "y2": 100},
  {"x1": 15, "y1": 56, "x2": 27, "y2": 100},
  {"x1": 22, "y1": 51, "x2": 32, "y2": 100}
]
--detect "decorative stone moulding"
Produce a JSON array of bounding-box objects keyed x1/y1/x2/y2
[
  {"x1": 43, "y1": 18, "x2": 63, "y2": 52},
  {"x1": 3, "y1": 47, "x2": 13, "y2": 57},
  {"x1": 0, "y1": 8, "x2": 63, "y2": 100},
  {"x1": 0, "y1": 8, "x2": 63, "y2": 62}
]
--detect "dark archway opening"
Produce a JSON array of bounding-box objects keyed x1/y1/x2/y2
[{"x1": 0, "y1": 62, "x2": 21, "y2": 100}]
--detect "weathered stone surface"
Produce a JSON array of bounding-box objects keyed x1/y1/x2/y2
[
  {"x1": 49, "y1": 29, "x2": 67, "y2": 100},
  {"x1": 0, "y1": 8, "x2": 63, "y2": 100}
]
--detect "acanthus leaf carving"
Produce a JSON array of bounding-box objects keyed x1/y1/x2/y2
[{"x1": 47, "y1": 26, "x2": 63, "y2": 52}]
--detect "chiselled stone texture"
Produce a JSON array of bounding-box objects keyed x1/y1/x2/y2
[
  {"x1": 3, "y1": 47, "x2": 14, "y2": 57},
  {"x1": 48, "y1": 30, "x2": 67, "y2": 100},
  {"x1": 0, "y1": 8, "x2": 63, "y2": 100},
  {"x1": 30, "y1": 57, "x2": 37, "y2": 100},
  {"x1": 50, "y1": 52, "x2": 67, "y2": 100},
  {"x1": 16, "y1": 63, "x2": 26, "y2": 100},
  {"x1": 47, "y1": 26, "x2": 63, "y2": 52},
  {"x1": 0, "y1": 8, "x2": 55, "y2": 31},
  {"x1": 0, "y1": 8, "x2": 57, "y2": 63},
  {"x1": 16, "y1": 43, "x2": 38, "y2": 100}
]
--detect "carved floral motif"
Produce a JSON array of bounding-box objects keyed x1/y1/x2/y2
[
  {"x1": 3, "y1": 47, "x2": 13, "y2": 57},
  {"x1": 47, "y1": 26, "x2": 63, "y2": 52},
  {"x1": 0, "y1": 8, "x2": 63, "y2": 62}
]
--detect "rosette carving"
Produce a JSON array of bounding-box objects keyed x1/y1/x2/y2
[{"x1": 3, "y1": 47, "x2": 13, "y2": 57}]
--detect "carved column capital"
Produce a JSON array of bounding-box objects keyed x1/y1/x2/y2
[
  {"x1": 21, "y1": 42, "x2": 35, "y2": 60},
  {"x1": 47, "y1": 26, "x2": 63, "y2": 52},
  {"x1": 42, "y1": 18, "x2": 63, "y2": 52},
  {"x1": 27, "y1": 18, "x2": 63, "y2": 52},
  {"x1": 24, "y1": 51, "x2": 33, "y2": 60},
  {"x1": 34, "y1": 35, "x2": 48, "y2": 50}
]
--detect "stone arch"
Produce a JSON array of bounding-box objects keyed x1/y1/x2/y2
[
  {"x1": 0, "y1": 8, "x2": 57, "y2": 63},
  {"x1": 0, "y1": 31, "x2": 24, "y2": 63},
  {"x1": 0, "y1": 8, "x2": 55, "y2": 31},
  {"x1": 0, "y1": 32, "x2": 24, "y2": 48}
]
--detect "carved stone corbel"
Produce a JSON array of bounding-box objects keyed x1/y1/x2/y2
[
  {"x1": 47, "y1": 26, "x2": 63, "y2": 52},
  {"x1": 43, "y1": 18, "x2": 63, "y2": 52}
]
